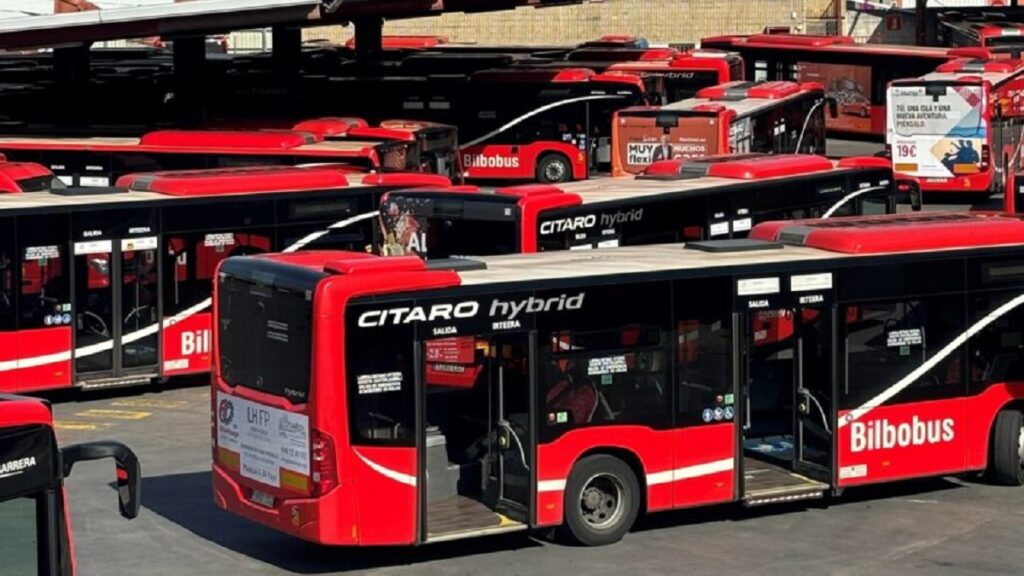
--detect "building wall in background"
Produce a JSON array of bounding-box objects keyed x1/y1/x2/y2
[{"x1": 303, "y1": 0, "x2": 839, "y2": 47}]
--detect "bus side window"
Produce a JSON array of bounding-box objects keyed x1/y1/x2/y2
[
  {"x1": 675, "y1": 278, "x2": 733, "y2": 425},
  {"x1": 18, "y1": 216, "x2": 70, "y2": 331},
  {"x1": 841, "y1": 296, "x2": 965, "y2": 408},
  {"x1": 0, "y1": 220, "x2": 14, "y2": 330},
  {"x1": 347, "y1": 322, "x2": 416, "y2": 445},
  {"x1": 163, "y1": 231, "x2": 273, "y2": 316},
  {"x1": 542, "y1": 327, "x2": 669, "y2": 430},
  {"x1": 968, "y1": 291, "x2": 1024, "y2": 393}
]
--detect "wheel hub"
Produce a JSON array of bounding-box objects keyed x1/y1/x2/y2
[{"x1": 579, "y1": 474, "x2": 624, "y2": 528}]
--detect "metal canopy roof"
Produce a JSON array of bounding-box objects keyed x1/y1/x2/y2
[{"x1": 0, "y1": 0, "x2": 583, "y2": 51}]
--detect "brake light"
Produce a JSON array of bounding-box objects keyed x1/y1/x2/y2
[
  {"x1": 981, "y1": 144, "x2": 991, "y2": 171},
  {"x1": 310, "y1": 428, "x2": 338, "y2": 497}
]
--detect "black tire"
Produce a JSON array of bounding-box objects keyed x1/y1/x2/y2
[
  {"x1": 536, "y1": 153, "x2": 573, "y2": 184},
  {"x1": 991, "y1": 409, "x2": 1024, "y2": 486},
  {"x1": 558, "y1": 454, "x2": 640, "y2": 546}
]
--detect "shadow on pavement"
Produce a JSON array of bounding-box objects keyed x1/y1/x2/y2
[{"x1": 143, "y1": 471, "x2": 543, "y2": 573}]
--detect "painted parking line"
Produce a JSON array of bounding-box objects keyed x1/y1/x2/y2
[
  {"x1": 75, "y1": 409, "x2": 152, "y2": 420},
  {"x1": 54, "y1": 420, "x2": 115, "y2": 431},
  {"x1": 111, "y1": 399, "x2": 188, "y2": 409}
]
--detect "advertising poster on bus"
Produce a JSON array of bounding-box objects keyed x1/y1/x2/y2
[
  {"x1": 613, "y1": 114, "x2": 720, "y2": 175},
  {"x1": 797, "y1": 62, "x2": 872, "y2": 134},
  {"x1": 887, "y1": 84, "x2": 986, "y2": 178}
]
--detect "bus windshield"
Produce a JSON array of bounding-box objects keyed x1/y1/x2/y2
[
  {"x1": 888, "y1": 83, "x2": 987, "y2": 177},
  {"x1": 378, "y1": 194, "x2": 519, "y2": 259},
  {"x1": 0, "y1": 496, "x2": 41, "y2": 576}
]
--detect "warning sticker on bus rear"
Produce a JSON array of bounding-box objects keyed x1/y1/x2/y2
[{"x1": 216, "y1": 392, "x2": 310, "y2": 488}]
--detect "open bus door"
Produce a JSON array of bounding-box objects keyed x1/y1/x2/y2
[
  {"x1": 419, "y1": 332, "x2": 534, "y2": 542},
  {"x1": 735, "y1": 275, "x2": 835, "y2": 506}
]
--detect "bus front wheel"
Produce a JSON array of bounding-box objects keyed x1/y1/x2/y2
[
  {"x1": 559, "y1": 454, "x2": 640, "y2": 546},
  {"x1": 991, "y1": 409, "x2": 1024, "y2": 486},
  {"x1": 536, "y1": 153, "x2": 573, "y2": 184}
]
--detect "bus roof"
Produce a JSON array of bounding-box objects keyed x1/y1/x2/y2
[
  {"x1": 290, "y1": 213, "x2": 1024, "y2": 290},
  {"x1": 622, "y1": 80, "x2": 820, "y2": 118},
  {"x1": 606, "y1": 50, "x2": 742, "y2": 73},
  {"x1": 902, "y1": 58, "x2": 1024, "y2": 86},
  {"x1": 701, "y1": 33, "x2": 982, "y2": 58},
  {"x1": 0, "y1": 165, "x2": 449, "y2": 211},
  {"x1": 0, "y1": 395, "x2": 52, "y2": 429},
  {"x1": 391, "y1": 155, "x2": 888, "y2": 206}
]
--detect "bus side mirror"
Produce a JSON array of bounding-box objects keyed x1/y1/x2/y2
[
  {"x1": 62, "y1": 441, "x2": 141, "y2": 520},
  {"x1": 825, "y1": 97, "x2": 839, "y2": 119}
]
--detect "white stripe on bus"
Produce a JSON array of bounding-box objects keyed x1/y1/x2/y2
[
  {"x1": 536, "y1": 457, "x2": 734, "y2": 493},
  {"x1": 0, "y1": 211, "x2": 379, "y2": 373},
  {"x1": 354, "y1": 449, "x2": 417, "y2": 487},
  {"x1": 459, "y1": 95, "x2": 626, "y2": 150},
  {"x1": 821, "y1": 185, "x2": 889, "y2": 219},
  {"x1": 839, "y1": 292, "x2": 1024, "y2": 428}
]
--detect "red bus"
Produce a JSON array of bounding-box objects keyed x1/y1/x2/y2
[
  {"x1": 606, "y1": 50, "x2": 745, "y2": 102},
  {"x1": 938, "y1": 12, "x2": 1024, "y2": 50},
  {"x1": 451, "y1": 69, "x2": 657, "y2": 182},
  {"x1": 0, "y1": 162, "x2": 449, "y2": 393},
  {"x1": 377, "y1": 154, "x2": 896, "y2": 259},
  {"x1": 213, "y1": 211, "x2": 1024, "y2": 546},
  {"x1": 1, "y1": 394, "x2": 140, "y2": 575},
  {"x1": 611, "y1": 81, "x2": 832, "y2": 176},
  {"x1": 700, "y1": 33, "x2": 988, "y2": 138},
  {"x1": 887, "y1": 58, "x2": 1024, "y2": 196},
  {"x1": 0, "y1": 118, "x2": 460, "y2": 187}
]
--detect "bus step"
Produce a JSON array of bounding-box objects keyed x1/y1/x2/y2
[
  {"x1": 78, "y1": 374, "x2": 158, "y2": 390},
  {"x1": 743, "y1": 486, "x2": 826, "y2": 507}
]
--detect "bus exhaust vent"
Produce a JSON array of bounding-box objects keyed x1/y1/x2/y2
[
  {"x1": 49, "y1": 186, "x2": 129, "y2": 196},
  {"x1": 685, "y1": 239, "x2": 784, "y2": 253},
  {"x1": 425, "y1": 258, "x2": 487, "y2": 271}
]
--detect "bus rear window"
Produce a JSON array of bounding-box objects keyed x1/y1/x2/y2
[
  {"x1": 379, "y1": 196, "x2": 518, "y2": 259},
  {"x1": 217, "y1": 268, "x2": 317, "y2": 404}
]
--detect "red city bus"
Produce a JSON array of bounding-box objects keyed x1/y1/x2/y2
[
  {"x1": 887, "y1": 58, "x2": 1024, "y2": 196},
  {"x1": 0, "y1": 117, "x2": 460, "y2": 187},
  {"x1": 606, "y1": 49, "x2": 745, "y2": 102},
  {"x1": 453, "y1": 69, "x2": 657, "y2": 182},
  {"x1": 378, "y1": 154, "x2": 896, "y2": 259},
  {"x1": 0, "y1": 394, "x2": 140, "y2": 575},
  {"x1": 700, "y1": 33, "x2": 989, "y2": 138},
  {"x1": 0, "y1": 162, "x2": 449, "y2": 393},
  {"x1": 938, "y1": 12, "x2": 1024, "y2": 50},
  {"x1": 611, "y1": 81, "x2": 832, "y2": 176},
  {"x1": 213, "y1": 211, "x2": 1024, "y2": 546}
]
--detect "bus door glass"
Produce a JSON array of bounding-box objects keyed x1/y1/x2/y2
[
  {"x1": 420, "y1": 332, "x2": 533, "y2": 540},
  {"x1": 72, "y1": 209, "x2": 160, "y2": 383}
]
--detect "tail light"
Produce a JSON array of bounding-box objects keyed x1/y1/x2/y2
[
  {"x1": 310, "y1": 428, "x2": 338, "y2": 497},
  {"x1": 981, "y1": 144, "x2": 991, "y2": 171}
]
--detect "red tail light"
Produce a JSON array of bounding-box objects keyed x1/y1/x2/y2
[
  {"x1": 981, "y1": 144, "x2": 991, "y2": 171},
  {"x1": 310, "y1": 428, "x2": 338, "y2": 497}
]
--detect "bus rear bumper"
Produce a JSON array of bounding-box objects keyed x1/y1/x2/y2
[
  {"x1": 212, "y1": 465, "x2": 356, "y2": 545},
  {"x1": 900, "y1": 172, "x2": 994, "y2": 194}
]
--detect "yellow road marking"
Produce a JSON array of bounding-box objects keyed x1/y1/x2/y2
[
  {"x1": 76, "y1": 409, "x2": 152, "y2": 420},
  {"x1": 111, "y1": 399, "x2": 188, "y2": 409},
  {"x1": 54, "y1": 420, "x2": 114, "y2": 431}
]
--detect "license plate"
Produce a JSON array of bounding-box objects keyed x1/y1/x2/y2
[{"x1": 250, "y1": 489, "x2": 274, "y2": 508}]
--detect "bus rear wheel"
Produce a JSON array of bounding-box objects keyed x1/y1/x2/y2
[
  {"x1": 536, "y1": 153, "x2": 572, "y2": 184},
  {"x1": 559, "y1": 454, "x2": 640, "y2": 546},
  {"x1": 991, "y1": 409, "x2": 1024, "y2": 486}
]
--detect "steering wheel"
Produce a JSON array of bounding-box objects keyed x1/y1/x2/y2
[{"x1": 82, "y1": 311, "x2": 109, "y2": 337}]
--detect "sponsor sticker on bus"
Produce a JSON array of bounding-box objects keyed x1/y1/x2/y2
[
  {"x1": 216, "y1": 392, "x2": 309, "y2": 489},
  {"x1": 887, "y1": 84, "x2": 986, "y2": 178}
]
